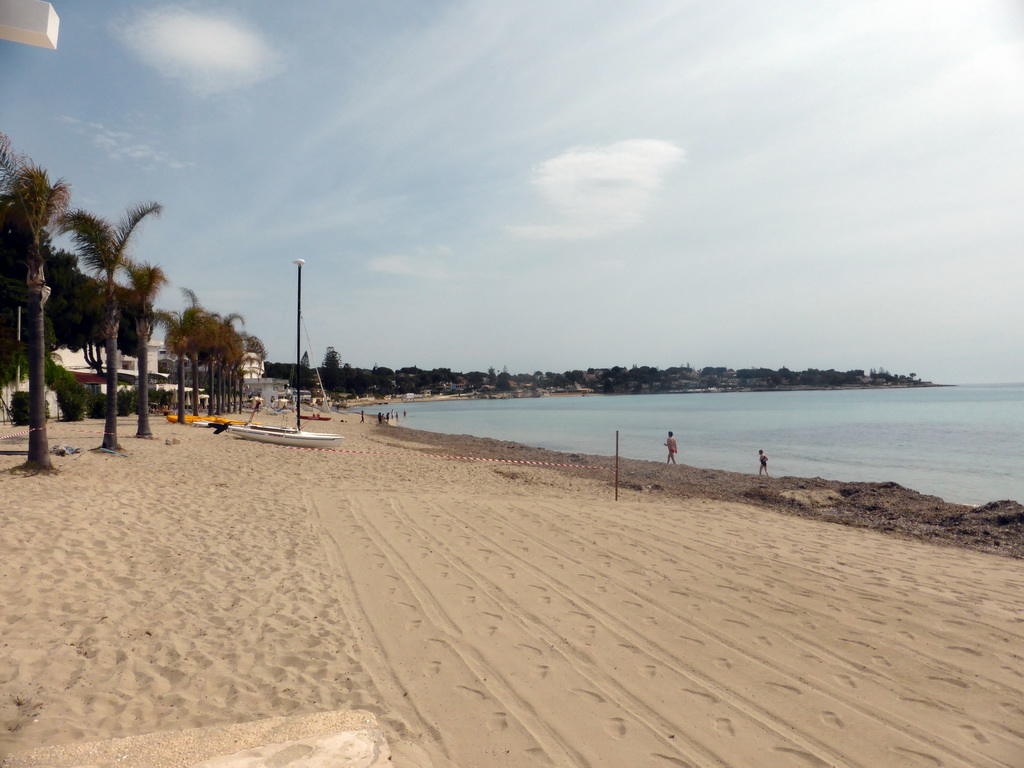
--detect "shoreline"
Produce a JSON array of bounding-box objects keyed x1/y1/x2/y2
[{"x1": 384, "y1": 425, "x2": 1024, "y2": 560}]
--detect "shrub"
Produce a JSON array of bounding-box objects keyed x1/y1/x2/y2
[
  {"x1": 10, "y1": 391, "x2": 30, "y2": 425},
  {"x1": 9, "y1": 390, "x2": 50, "y2": 425},
  {"x1": 117, "y1": 387, "x2": 138, "y2": 417},
  {"x1": 88, "y1": 393, "x2": 105, "y2": 419},
  {"x1": 150, "y1": 388, "x2": 173, "y2": 409},
  {"x1": 55, "y1": 380, "x2": 91, "y2": 421}
]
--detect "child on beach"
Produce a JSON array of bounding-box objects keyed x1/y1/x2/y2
[{"x1": 758, "y1": 449, "x2": 769, "y2": 477}]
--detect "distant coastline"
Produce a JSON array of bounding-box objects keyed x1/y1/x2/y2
[
  {"x1": 345, "y1": 381, "x2": 948, "y2": 406},
  {"x1": 266, "y1": 361, "x2": 934, "y2": 403}
]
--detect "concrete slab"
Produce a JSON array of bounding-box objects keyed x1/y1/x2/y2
[{"x1": 2, "y1": 710, "x2": 390, "y2": 768}]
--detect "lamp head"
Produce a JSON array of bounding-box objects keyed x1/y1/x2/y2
[{"x1": 293, "y1": 259, "x2": 305, "y2": 266}]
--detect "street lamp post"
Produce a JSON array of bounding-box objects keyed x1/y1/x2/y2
[{"x1": 293, "y1": 259, "x2": 304, "y2": 432}]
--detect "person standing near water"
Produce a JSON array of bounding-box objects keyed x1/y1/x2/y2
[
  {"x1": 759, "y1": 449, "x2": 769, "y2": 477},
  {"x1": 665, "y1": 431, "x2": 678, "y2": 464}
]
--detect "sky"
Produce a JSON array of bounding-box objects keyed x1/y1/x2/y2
[{"x1": 2, "y1": 1, "x2": 1023, "y2": 383}]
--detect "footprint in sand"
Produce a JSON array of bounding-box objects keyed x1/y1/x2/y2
[
  {"x1": 487, "y1": 712, "x2": 509, "y2": 732},
  {"x1": 766, "y1": 682, "x2": 802, "y2": 695},
  {"x1": 772, "y1": 747, "x2": 831, "y2": 767},
  {"x1": 927, "y1": 675, "x2": 969, "y2": 689},
  {"x1": 682, "y1": 688, "x2": 717, "y2": 704},
  {"x1": 891, "y1": 747, "x2": 942, "y2": 766},
  {"x1": 426, "y1": 661, "x2": 442, "y2": 675},
  {"x1": 649, "y1": 753, "x2": 692, "y2": 766},
  {"x1": 715, "y1": 717, "x2": 735, "y2": 737},
  {"x1": 713, "y1": 657, "x2": 732, "y2": 669},
  {"x1": 606, "y1": 718, "x2": 627, "y2": 739},
  {"x1": 820, "y1": 711, "x2": 844, "y2": 728},
  {"x1": 946, "y1": 645, "x2": 982, "y2": 656},
  {"x1": 958, "y1": 724, "x2": 989, "y2": 744}
]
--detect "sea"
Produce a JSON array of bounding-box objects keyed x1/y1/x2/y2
[{"x1": 398, "y1": 384, "x2": 1024, "y2": 506}]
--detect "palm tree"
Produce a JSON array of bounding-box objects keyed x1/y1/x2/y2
[
  {"x1": 122, "y1": 261, "x2": 168, "y2": 438},
  {"x1": 0, "y1": 134, "x2": 72, "y2": 469},
  {"x1": 209, "y1": 312, "x2": 244, "y2": 415},
  {"x1": 157, "y1": 288, "x2": 206, "y2": 424},
  {"x1": 220, "y1": 323, "x2": 247, "y2": 412},
  {"x1": 62, "y1": 202, "x2": 162, "y2": 450}
]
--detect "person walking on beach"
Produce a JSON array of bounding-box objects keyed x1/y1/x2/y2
[
  {"x1": 246, "y1": 395, "x2": 263, "y2": 425},
  {"x1": 758, "y1": 449, "x2": 769, "y2": 477},
  {"x1": 665, "y1": 431, "x2": 678, "y2": 464}
]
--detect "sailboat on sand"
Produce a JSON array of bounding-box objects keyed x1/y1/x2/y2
[{"x1": 227, "y1": 259, "x2": 344, "y2": 449}]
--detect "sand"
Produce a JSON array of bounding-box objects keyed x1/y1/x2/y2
[{"x1": 1, "y1": 412, "x2": 1022, "y2": 767}]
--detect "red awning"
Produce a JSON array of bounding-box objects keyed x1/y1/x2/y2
[{"x1": 72, "y1": 371, "x2": 106, "y2": 385}]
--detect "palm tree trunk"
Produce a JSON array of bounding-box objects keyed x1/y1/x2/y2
[
  {"x1": 176, "y1": 356, "x2": 186, "y2": 424},
  {"x1": 220, "y1": 364, "x2": 228, "y2": 415},
  {"x1": 25, "y1": 280, "x2": 51, "y2": 468},
  {"x1": 102, "y1": 329, "x2": 119, "y2": 450},
  {"x1": 190, "y1": 354, "x2": 200, "y2": 415},
  {"x1": 135, "y1": 321, "x2": 153, "y2": 438},
  {"x1": 206, "y1": 363, "x2": 215, "y2": 417}
]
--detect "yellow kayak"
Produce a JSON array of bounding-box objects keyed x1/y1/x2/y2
[{"x1": 164, "y1": 414, "x2": 260, "y2": 426}]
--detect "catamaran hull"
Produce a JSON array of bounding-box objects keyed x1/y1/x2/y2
[{"x1": 226, "y1": 425, "x2": 344, "y2": 448}]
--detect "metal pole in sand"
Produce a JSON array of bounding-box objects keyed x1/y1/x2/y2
[
  {"x1": 615, "y1": 430, "x2": 619, "y2": 501},
  {"x1": 293, "y1": 259, "x2": 305, "y2": 433}
]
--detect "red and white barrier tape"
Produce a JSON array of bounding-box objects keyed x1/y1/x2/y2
[
  {"x1": 270, "y1": 443, "x2": 609, "y2": 470},
  {"x1": 1, "y1": 426, "x2": 610, "y2": 471}
]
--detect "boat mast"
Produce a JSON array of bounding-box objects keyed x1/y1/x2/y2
[{"x1": 293, "y1": 259, "x2": 305, "y2": 432}]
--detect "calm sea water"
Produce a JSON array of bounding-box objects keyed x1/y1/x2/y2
[{"x1": 399, "y1": 384, "x2": 1024, "y2": 506}]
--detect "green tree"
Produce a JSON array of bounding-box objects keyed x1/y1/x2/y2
[
  {"x1": 63, "y1": 202, "x2": 162, "y2": 450},
  {"x1": 321, "y1": 346, "x2": 342, "y2": 392},
  {"x1": 122, "y1": 261, "x2": 168, "y2": 437},
  {"x1": 0, "y1": 134, "x2": 72, "y2": 469}
]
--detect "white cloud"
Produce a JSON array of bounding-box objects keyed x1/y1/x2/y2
[
  {"x1": 116, "y1": 8, "x2": 279, "y2": 94},
  {"x1": 368, "y1": 250, "x2": 453, "y2": 280},
  {"x1": 59, "y1": 116, "x2": 194, "y2": 171},
  {"x1": 509, "y1": 139, "x2": 685, "y2": 240}
]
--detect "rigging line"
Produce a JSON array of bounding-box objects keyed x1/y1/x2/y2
[{"x1": 301, "y1": 317, "x2": 328, "y2": 401}]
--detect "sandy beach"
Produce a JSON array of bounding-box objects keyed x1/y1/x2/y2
[{"x1": 1, "y1": 412, "x2": 1022, "y2": 767}]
